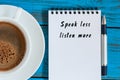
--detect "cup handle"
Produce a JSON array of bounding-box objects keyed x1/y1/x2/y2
[{"x1": 14, "y1": 8, "x2": 22, "y2": 21}]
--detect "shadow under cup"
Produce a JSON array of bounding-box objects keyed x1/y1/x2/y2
[{"x1": 0, "y1": 19, "x2": 28, "y2": 72}]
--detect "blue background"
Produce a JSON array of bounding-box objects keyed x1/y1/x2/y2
[{"x1": 0, "y1": 0, "x2": 120, "y2": 80}]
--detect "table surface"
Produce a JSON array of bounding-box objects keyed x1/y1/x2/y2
[{"x1": 0, "y1": 0, "x2": 120, "y2": 80}]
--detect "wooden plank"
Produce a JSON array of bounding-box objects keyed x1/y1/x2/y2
[
  {"x1": 102, "y1": 28, "x2": 120, "y2": 79},
  {"x1": 29, "y1": 78, "x2": 48, "y2": 80},
  {"x1": 0, "y1": 0, "x2": 120, "y2": 27}
]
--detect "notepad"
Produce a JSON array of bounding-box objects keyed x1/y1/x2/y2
[{"x1": 49, "y1": 10, "x2": 101, "y2": 80}]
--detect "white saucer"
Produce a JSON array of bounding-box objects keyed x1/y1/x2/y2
[{"x1": 0, "y1": 5, "x2": 45, "y2": 80}]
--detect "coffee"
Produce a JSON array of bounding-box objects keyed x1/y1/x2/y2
[{"x1": 0, "y1": 22, "x2": 26, "y2": 71}]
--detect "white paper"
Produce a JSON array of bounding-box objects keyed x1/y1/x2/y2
[{"x1": 49, "y1": 10, "x2": 101, "y2": 80}]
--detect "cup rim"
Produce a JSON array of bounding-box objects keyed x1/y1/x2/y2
[
  {"x1": 0, "y1": 17, "x2": 30, "y2": 74},
  {"x1": 0, "y1": 5, "x2": 45, "y2": 80}
]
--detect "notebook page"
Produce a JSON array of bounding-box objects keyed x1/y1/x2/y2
[{"x1": 49, "y1": 10, "x2": 101, "y2": 80}]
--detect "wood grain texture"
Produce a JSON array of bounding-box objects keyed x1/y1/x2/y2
[
  {"x1": 29, "y1": 78, "x2": 48, "y2": 80},
  {"x1": 0, "y1": 0, "x2": 120, "y2": 80},
  {"x1": 0, "y1": 0, "x2": 120, "y2": 26},
  {"x1": 103, "y1": 28, "x2": 120, "y2": 79}
]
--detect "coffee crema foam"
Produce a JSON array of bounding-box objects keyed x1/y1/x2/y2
[
  {"x1": 0, "y1": 22, "x2": 26, "y2": 71},
  {"x1": 0, "y1": 41, "x2": 18, "y2": 70}
]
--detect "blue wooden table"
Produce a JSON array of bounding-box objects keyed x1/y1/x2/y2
[{"x1": 0, "y1": 0, "x2": 120, "y2": 80}]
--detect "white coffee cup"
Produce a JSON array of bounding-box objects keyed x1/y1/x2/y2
[{"x1": 0, "y1": 5, "x2": 45, "y2": 80}]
